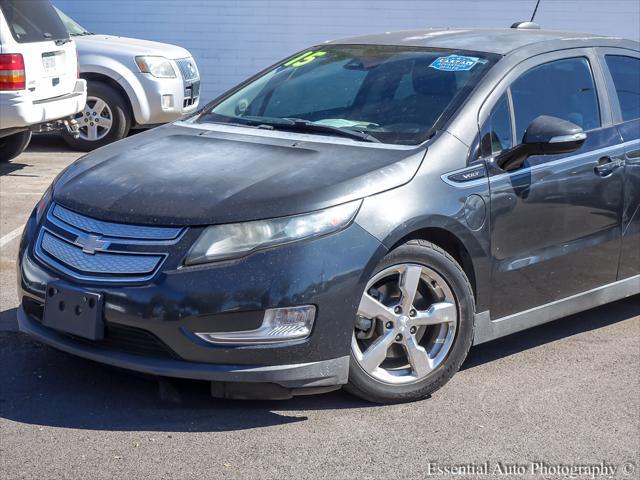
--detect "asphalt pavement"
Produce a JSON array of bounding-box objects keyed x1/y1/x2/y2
[{"x1": 0, "y1": 136, "x2": 638, "y2": 480}]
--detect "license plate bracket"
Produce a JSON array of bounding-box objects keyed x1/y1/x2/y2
[
  {"x1": 43, "y1": 282, "x2": 104, "y2": 340},
  {"x1": 186, "y1": 81, "x2": 200, "y2": 100},
  {"x1": 42, "y1": 51, "x2": 63, "y2": 76}
]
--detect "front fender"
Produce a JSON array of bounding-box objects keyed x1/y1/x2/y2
[
  {"x1": 354, "y1": 134, "x2": 492, "y2": 311},
  {"x1": 80, "y1": 54, "x2": 150, "y2": 125}
]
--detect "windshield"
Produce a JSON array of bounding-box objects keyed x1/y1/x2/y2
[
  {"x1": 54, "y1": 7, "x2": 92, "y2": 36},
  {"x1": 0, "y1": 0, "x2": 69, "y2": 43},
  {"x1": 198, "y1": 45, "x2": 498, "y2": 145}
]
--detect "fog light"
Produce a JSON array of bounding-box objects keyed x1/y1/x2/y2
[
  {"x1": 195, "y1": 305, "x2": 316, "y2": 345},
  {"x1": 161, "y1": 94, "x2": 174, "y2": 110}
]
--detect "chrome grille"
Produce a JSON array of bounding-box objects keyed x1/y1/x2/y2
[
  {"x1": 175, "y1": 57, "x2": 199, "y2": 82},
  {"x1": 41, "y1": 232, "x2": 162, "y2": 275},
  {"x1": 35, "y1": 204, "x2": 185, "y2": 283},
  {"x1": 52, "y1": 204, "x2": 182, "y2": 240}
]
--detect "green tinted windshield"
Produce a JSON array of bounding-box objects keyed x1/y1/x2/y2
[{"x1": 198, "y1": 45, "x2": 498, "y2": 145}]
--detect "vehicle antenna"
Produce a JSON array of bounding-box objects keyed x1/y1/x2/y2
[{"x1": 530, "y1": 0, "x2": 542, "y2": 22}]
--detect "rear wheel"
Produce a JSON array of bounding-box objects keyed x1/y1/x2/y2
[
  {"x1": 62, "y1": 81, "x2": 130, "y2": 151},
  {"x1": 0, "y1": 130, "x2": 32, "y2": 162},
  {"x1": 345, "y1": 240, "x2": 474, "y2": 403}
]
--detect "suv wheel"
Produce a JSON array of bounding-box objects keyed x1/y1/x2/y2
[
  {"x1": 62, "y1": 81, "x2": 130, "y2": 151},
  {"x1": 345, "y1": 240, "x2": 475, "y2": 403},
  {"x1": 0, "y1": 130, "x2": 32, "y2": 162}
]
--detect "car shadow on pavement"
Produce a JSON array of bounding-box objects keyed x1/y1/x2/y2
[
  {"x1": 0, "y1": 308, "x2": 373, "y2": 433},
  {"x1": 463, "y1": 295, "x2": 640, "y2": 370},
  {"x1": 0, "y1": 295, "x2": 637, "y2": 432},
  {"x1": 1, "y1": 135, "x2": 72, "y2": 176},
  {"x1": 25, "y1": 134, "x2": 73, "y2": 153},
  {"x1": 0, "y1": 160, "x2": 30, "y2": 177}
]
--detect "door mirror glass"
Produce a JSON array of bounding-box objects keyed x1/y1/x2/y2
[{"x1": 496, "y1": 115, "x2": 586, "y2": 171}]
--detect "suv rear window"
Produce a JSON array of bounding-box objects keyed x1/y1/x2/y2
[{"x1": 0, "y1": 0, "x2": 69, "y2": 44}]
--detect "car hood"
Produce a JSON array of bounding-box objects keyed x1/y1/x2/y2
[
  {"x1": 75, "y1": 34, "x2": 191, "y2": 59},
  {"x1": 53, "y1": 123, "x2": 426, "y2": 226}
]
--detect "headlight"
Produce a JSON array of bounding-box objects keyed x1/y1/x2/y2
[
  {"x1": 135, "y1": 56, "x2": 176, "y2": 78},
  {"x1": 185, "y1": 200, "x2": 362, "y2": 265}
]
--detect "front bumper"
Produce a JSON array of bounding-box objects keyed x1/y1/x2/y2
[
  {"x1": 0, "y1": 80, "x2": 87, "y2": 130},
  {"x1": 17, "y1": 306, "x2": 348, "y2": 389},
  {"x1": 18, "y1": 208, "x2": 386, "y2": 389},
  {"x1": 133, "y1": 72, "x2": 200, "y2": 126}
]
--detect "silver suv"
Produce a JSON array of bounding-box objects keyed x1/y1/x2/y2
[{"x1": 56, "y1": 7, "x2": 200, "y2": 151}]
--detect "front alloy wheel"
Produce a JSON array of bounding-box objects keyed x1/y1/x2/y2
[
  {"x1": 62, "y1": 80, "x2": 131, "y2": 151},
  {"x1": 346, "y1": 240, "x2": 475, "y2": 403},
  {"x1": 352, "y1": 264, "x2": 457, "y2": 384},
  {"x1": 78, "y1": 96, "x2": 113, "y2": 142}
]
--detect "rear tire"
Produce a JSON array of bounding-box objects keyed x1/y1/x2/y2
[
  {"x1": 62, "y1": 80, "x2": 130, "y2": 151},
  {"x1": 345, "y1": 240, "x2": 475, "y2": 404},
  {"x1": 0, "y1": 130, "x2": 32, "y2": 162}
]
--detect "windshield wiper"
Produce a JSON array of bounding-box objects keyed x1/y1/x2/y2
[
  {"x1": 277, "y1": 118, "x2": 381, "y2": 143},
  {"x1": 198, "y1": 114, "x2": 380, "y2": 143}
]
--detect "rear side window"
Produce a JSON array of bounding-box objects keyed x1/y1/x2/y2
[
  {"x1": 605, "y1": 55, "x2": 640, "y2": 122},
  {"x1": 510, "y1": 57, "x2": 601, "y2": 142},
  {"x1": 0, "y1": 0, "x2": 69, "y2": 44}
]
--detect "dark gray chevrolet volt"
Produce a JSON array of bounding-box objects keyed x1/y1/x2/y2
[{"x1": 17, "y1": 27, "x2": 640, "y2": 403}]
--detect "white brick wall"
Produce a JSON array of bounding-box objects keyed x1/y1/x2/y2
[{"x1": 53, "y1": 0, "x2": 640, "y2": 102}]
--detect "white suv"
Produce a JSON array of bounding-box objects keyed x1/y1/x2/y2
[{"x1": 0, "y1": 0, "x2": 86, "y2": 161}]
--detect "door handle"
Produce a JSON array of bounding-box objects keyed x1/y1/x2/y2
[{"x1": 594, "y1": 156, "x2": 623, "y2": 177}]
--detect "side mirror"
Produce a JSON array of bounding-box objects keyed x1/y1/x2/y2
[{"x1": 495, "y1": 115, "x2": 587, "y2": 171}]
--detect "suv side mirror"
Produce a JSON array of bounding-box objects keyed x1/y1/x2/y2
[{"x1": 495, "y1": 115, "x2": 587, "y2": 171}]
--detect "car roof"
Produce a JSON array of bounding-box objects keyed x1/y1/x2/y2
[{"x1": 326, "y1": 28, "x2": 638, "y2": 55}]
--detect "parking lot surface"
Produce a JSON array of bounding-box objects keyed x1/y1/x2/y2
[{"x1": 0, "y1": 137, "x2": 638, "y2": 480}]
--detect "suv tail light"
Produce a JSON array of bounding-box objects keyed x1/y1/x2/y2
[{"x1": 0, "y1": 54, "x2": 26, "y2": 90}]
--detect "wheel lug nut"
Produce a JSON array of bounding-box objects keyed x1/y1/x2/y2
[
  {"x1": 395, "y1": 334, "x2": 402, "y2": 341},
  {"x1": 410, "y1": 326, "x2": 417, "y2": 334},
  {"x1": 385, "y1": 321, "x2": 394, "y2": 329},
  {"x1": 394, "y1": 306, "x2": 402, "y2": 314},
  {"x1": 410, "y1": 309, "x2": 416, "y2": 317}
]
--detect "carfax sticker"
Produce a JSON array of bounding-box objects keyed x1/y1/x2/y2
[{"x1": 429, "y1": 55, "x2": 480, "y2": 71}]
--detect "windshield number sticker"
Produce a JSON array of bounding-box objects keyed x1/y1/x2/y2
[
  {"x1": 283, "y1": 51, "x2": 327, "y2": 68},
  {"x1": 429, "y1": 55, "x2": 480, "y2": 71}
]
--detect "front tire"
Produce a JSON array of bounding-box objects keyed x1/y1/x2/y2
[
  {"x1": 62, "y1": 81, "x2": 131, "y2": 151},
  {"x1": 345, "y1": 240, "x2": 475, "y2": 404},
  {"x1": 0, "y1": 130, "x2": 32, "y2": 162}
]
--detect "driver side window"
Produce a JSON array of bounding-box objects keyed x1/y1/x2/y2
[{"x1": 510, "y1": 57, "x2": 600, "y2": 142}]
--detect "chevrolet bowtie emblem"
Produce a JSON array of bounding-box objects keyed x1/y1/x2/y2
[{"x1": 74, "y1": 234, "x2": 110, "y2": 255}]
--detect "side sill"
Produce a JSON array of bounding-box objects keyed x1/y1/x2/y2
[{"x1": 473, "y1": 275, "x2": 640, "y2": 345}]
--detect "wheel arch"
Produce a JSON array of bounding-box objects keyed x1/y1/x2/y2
[
  {"x1": 80, "y1": 72, "x2": 134, "y2": 125},
  {"x1": 79, "y1": 59, "x2": 149, "y2": 125},
  {"x1": 389, "y1": 226, "x2": 477, "y2": 301}
]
